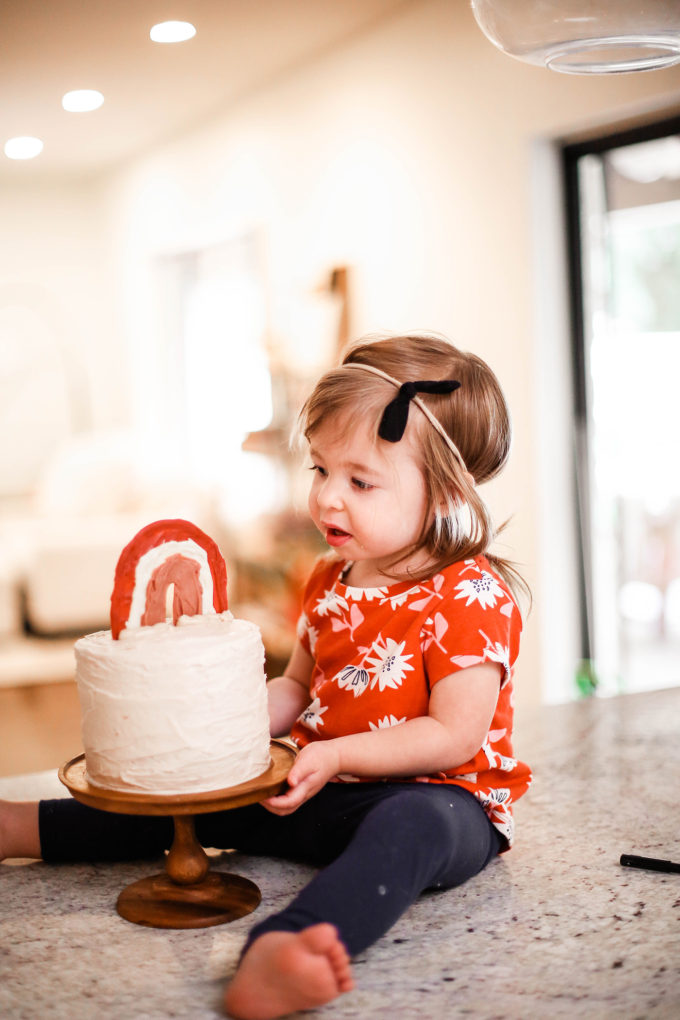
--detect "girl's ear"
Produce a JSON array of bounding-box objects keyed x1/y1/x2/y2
[
  {"x1": 448, "y1": 473, "x2": 475, "y2": 503},
  {"x1": 436, "y1": 489, "x2": 459, "y2": 517},
  {"x1": 438, "y1": 477, "x2": 472, "y2": 516}
]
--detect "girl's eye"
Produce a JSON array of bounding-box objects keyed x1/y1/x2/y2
[
  {"x1": 309, "y1": 464, "x2": 327, "y2": 477},
  {"x1": 352, "y1": 477, "x2": 373, "y2": 491}
]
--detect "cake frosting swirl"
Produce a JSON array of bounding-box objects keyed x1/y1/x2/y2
[{"x1": 75, "y1": 610, "x2": 271, "y2": 795}]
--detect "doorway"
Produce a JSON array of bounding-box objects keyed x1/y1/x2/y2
[{"x1": 564, "y1": 116, "x2": 680, "y2": 697}]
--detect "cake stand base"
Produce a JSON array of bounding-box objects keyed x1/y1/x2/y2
[
  {"x1": 59, "y1": 740, "x2": 296, "y2": 929},
  {"x1": 117, "y1": 871, "x2": 261, "y2": 929}
]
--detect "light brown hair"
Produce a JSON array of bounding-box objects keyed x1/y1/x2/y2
[{"x1": 298, "y1": 333, "x2": 529, "y2": 606}]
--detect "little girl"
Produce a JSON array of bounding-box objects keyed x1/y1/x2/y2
[{"x1": 0, "y1": 333, "x2": 531, "y2": 1020}]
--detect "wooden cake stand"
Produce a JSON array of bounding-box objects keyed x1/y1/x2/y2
[{"x1": 58, "y1": 739, "x2": 296, "y2": 930}]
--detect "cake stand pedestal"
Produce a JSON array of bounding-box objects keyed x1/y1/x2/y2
[{"x1": 58, "y1": 739, "x2": 296, "y2": 930}]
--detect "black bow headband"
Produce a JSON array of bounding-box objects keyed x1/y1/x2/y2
[{"x1": 378, "y1": 379, "x2": 461, "y2": 443}]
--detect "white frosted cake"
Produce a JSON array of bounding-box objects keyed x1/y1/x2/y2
[
  {"x1": 74, "y1": 518, "x2": 272, "y2": 795},
  {"x1": 75, "y1": 610, "x2": 271, "y2": 795}
]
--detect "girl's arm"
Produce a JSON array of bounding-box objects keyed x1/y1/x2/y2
[
  {"x1": 266, "y1": 638, "x2": 314, "y2": 737},
  {"x1": 263, "y1": 661, "x2": 501, "y2": 814}
]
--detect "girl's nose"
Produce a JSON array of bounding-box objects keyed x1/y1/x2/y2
[{"x1": 316, "y1": 476, "x2": 343, "y2": 512}]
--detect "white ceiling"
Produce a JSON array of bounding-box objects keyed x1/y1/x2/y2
[{"x1": 1, "y1": 0, "x2": 411, "y2": 181}]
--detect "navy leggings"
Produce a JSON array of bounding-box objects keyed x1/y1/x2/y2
[{"x1": 40, "y1": 782, "x2": 502, "y2": 956}]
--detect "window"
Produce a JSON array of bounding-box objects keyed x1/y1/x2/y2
[
  {"x1": 564, "y1": 115, "x2": 680, "y2": 696},
  {"x1": 158, "y1": 233, "x2": 287, "y2": 527}
]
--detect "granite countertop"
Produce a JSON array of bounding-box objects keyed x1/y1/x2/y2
[{"x1": 1, "y1": 687, "x2": 679, "y2": 1019}]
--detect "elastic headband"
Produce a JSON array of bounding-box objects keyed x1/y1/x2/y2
[{"x1": 342, "y1": 362, "x2": 470, "y2": 476}]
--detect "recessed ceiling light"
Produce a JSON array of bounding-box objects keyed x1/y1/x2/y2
[
  {"x1": 150, "y1": 20, "x2": 196, "y2": 43},
  {"x1": 4, "y1": 136, "x2": 43, "y2": 160},
  {"x1": 62, "y1": 89, "x2": 105, "y2": 113}
]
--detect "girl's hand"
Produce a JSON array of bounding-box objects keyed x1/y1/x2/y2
[{"x1": 261, "y1": 741, "x2": 341, "y2": 815}]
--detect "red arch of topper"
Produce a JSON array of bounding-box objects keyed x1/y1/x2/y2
[{"x1": 110, "y1": 519, "x2": 229, "y2": 639}]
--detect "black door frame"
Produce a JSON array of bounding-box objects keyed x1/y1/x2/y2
[{"x1": 561, "y1": 111, "x2": 680, "y2": 671}]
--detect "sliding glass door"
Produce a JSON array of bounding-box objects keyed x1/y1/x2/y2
[{"x1": 564, "y1": 117, "x2": 680, "y2": 697}]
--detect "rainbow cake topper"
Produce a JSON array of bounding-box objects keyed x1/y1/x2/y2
[{"x1": 110, "y1": 519, "x2": 229, "y2": 639}]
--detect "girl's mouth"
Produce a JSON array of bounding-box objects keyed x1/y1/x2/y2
[{"x1": 325, "y1": 526, "x2": 352, "y2": 548}]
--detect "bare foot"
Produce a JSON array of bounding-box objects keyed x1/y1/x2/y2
[{"x1": 224, "y1": 923, "x2": 354, "y2": 1019}]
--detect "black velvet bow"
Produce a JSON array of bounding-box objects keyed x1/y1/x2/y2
[{"x1": 378, "y1": 379, "x2": 461, "y2": 442}]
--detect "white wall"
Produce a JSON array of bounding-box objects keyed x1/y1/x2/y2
[
  {"x1": 0, "y1": 180, "x2": 128, "y2": 429},
  {"x1": 0, "y1": 179, "x2": 128, "y2": 501},
  {"x1": 3, "y1": 0, "x2": 680, "y2": 704}
]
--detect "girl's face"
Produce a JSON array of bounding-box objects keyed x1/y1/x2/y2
[{"x1": 307, "y1": 415, "x2": 431, "y2": 586}]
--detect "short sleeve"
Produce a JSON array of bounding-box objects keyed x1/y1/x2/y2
[
  {"x1": 297, "y1": 609, "x2": 312, "y2": 656},
  {"x1": 295, "y1": 556, "x2": 341, "y2": 661},
  {"x1": 421, "y1": 561, "x2": 521, "y2": 689}
]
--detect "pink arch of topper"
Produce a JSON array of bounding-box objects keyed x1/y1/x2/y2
[{"x1": 110, "y1": 519, "x2": 229, "y2": 639}]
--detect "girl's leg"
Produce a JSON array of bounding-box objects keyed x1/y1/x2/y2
[
  {"x1": 0, "y1": 801, "x2": 40, "y2": 860},
  {"x1": 38, "y1": 798, "x2": 174, "y2": 861},
  {"x1": 34, "y1": 785, "x2": 356, "y2": 864},
  {"x1": 244, "y1": 783, "x2": 501, "y2": 955},
  {"x1": 37, "y1": 797, "x2": 311, "y2": 864},
  {"x1": 346, "y1": 782, "x2": 500, "y2": 945},
  {"x1": 225, "y1": 784, "x2": 501, "y2": 1020}
]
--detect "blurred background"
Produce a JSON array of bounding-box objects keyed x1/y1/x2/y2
[{"x1": 1, "y1": 0, "x2": 679, "y2": 775}]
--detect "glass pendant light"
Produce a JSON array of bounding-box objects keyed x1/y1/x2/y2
[{"x1": 470, "y1": 0, "x2": 680, "y2": 74}]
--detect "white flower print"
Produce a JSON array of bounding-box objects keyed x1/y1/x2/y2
[
  {"x1": 488, "y1": 805, "x2": 514, "y2": 844},
  {"x1": 482, "y1": 741, "x2": 517, "y2": 773},
  {"x1": 388, "y1": 574, "x2": 446, "y2": 614},
  {"x1": 297, "y1": 697, "x2": 328, "y2": 733},
  {"x1": 369, "y1": 714, "x2": 407, "y2": 730},
  {"x1": 421, "y1": 612, "x2": 449, "y2": 654},
  {"x1": 479, "y1": 629, "x2": 511, "y2": 686},
  {"x1": 335, "y1": 664, "x2": 371, "y2": 698},
  {"x1": 454, "y1": 569, "x2": 505, "y2": 609},
  {"x1": 449, "y1": 653, "x2": 484, "y2": 669},
  {"x1": 330, "y1": 602, "x2": 364, "y2": 640},
  {"x1": 345, "y1": 585, "x2": 388, "y2": 601},
  {"x1": 475, "y1": 786, "x2": 512, "y2": 809},
  {"x1": 296, "y1": 612, "x2": 309, "y2": 640},
  {"x1": 386, "y1": 589, "x2": 411, "y2": 611},
  {"x1": 296, "y1": 613, "x2": 318, "y2": 655},
  {"x1": 366, "y1": 637, "x2": 414, "y2": 692},
  {"x1": 307, "y1": 624, "x2": 319, "y2": 657},
  {"x1": 315, "y1": 588, "x2": 349, "y2": 617}
]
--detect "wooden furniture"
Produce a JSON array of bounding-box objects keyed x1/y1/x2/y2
[{"x1": 59, "y1": 739, "x2": 295, "y2": 929}]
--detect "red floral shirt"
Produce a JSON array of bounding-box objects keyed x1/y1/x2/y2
[{"x1": 290, "y1": 554, "x2": 532, "y2": 847}]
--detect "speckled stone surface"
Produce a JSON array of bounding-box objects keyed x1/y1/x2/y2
[{"x1": 1, "y1": 687, "x2": 679, "y2": 1019}]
